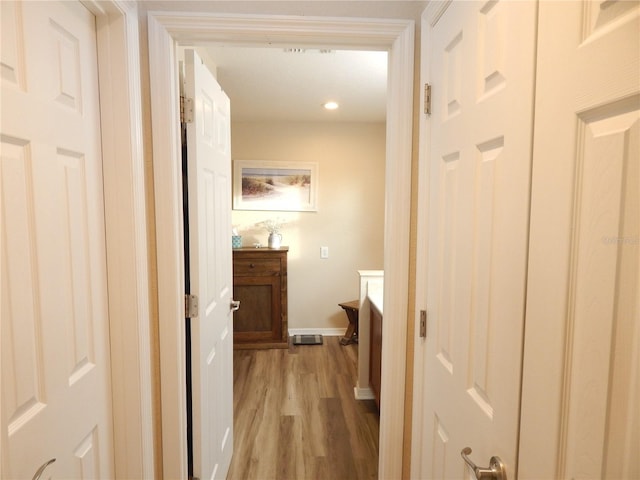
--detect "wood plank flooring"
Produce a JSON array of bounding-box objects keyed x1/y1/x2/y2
[{"x1": 228, "y1": 337, "x2": 379, "y2": 480}]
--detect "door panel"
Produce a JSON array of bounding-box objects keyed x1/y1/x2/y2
[
  {"x1": 413, "y1": 1, "x2": 537, "y2": 477},
  {"x1": 562, "y1": 102, "x2": 638, "y2": 478},
  {"x1": 520, "y1": 2, "x2": 640, "y2": 478},
  {"x1": 1, "y1": 1, "x2": 113, "y2": 478},
  {"x1": 185, "y1": 49, "x2": 234, "y2": 480}
]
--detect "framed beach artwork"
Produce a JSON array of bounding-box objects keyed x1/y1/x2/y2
[{"x1": 233, "y1": 160, "x2": 318, "y2": 211}]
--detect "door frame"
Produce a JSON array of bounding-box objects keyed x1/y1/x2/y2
[
  {"x1": 82, "y1": 1, "x2": 155, "y2": 478},
  {"x1": 147, "y1": 11, "x2": 415, "y2": 480}
]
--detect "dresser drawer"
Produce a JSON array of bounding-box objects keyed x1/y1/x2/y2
[{"x1": 233, "y1": 258, "x2": 281, "y2": 276}]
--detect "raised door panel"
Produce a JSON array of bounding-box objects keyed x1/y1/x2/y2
[
  {"x1": 1, "y1": 138, "x2": 46, "y2": 440},
  {"x1": 560, "y1": 101, "x2": 639, "y2": 479},
  {"x1": 0, "y1": 1, "x2": 26, "y2": 90}
]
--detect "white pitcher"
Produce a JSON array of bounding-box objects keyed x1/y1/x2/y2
[{"x1": 268, "y1": 232, "x2": 282, "y2": 249}]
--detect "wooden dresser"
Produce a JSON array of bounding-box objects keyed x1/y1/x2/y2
[{"x1": 232, "y1": 247, "x2": 288, "y2": 349}]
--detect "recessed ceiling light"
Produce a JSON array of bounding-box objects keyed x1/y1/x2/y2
[{"x1": 323, "y1": 101, "x2": 339, "y2": 110}]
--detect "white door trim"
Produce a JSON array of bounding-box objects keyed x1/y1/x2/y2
[
  {"x1": 147, "y1": 11, "x2": 414, "y2": 479},
  {"x1": 82, "y1": 1, "x2": 155, "y2": 478}
]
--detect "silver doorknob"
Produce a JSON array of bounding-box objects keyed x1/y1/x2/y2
[
  {"x1": 461, "y1": 447, "x2": 506, "y2": 480},
  {"x1": 230, "y1": 299, "x2": 240, "y2": 312},
  {"x1": 32, "y1": 458, "x2": 56, "y2": 480}
]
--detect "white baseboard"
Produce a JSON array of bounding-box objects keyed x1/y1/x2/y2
[
  {"x1": 288, "y1": 328, "x2": 345, "y2": 337},
  {"x1": 354, "y1": 386, "x2": 375, "y2": 400}
]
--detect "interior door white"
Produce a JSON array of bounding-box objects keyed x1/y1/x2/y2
[
  {"x1": 184, "y1": 49, "x2": 234, "y2": 480},
  {"x1": 1, "y1": 1, "x2": 114, "y2": 478},
  {"x1": 519, "y1": 2, "x2": 640, "y2": 478},
  {"x1": 412, "y1": 1, "x2": 537, "y2": 477}
]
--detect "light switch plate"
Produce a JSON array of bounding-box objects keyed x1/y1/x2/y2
[{"x1": 320, "y1": 246, "x2": 329, "y2": 259}]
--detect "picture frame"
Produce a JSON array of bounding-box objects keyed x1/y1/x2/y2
[{"x1": 233, "y1": 160, "x2": 318, "y2": 211}]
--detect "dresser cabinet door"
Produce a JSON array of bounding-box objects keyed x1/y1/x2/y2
[{"x1": 233, "y1": 275, "x2": 281, "y2": 343}]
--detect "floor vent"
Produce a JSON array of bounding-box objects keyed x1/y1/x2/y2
[{"x1": 292, "y1": 334, "x2": 323, "y2": 345}]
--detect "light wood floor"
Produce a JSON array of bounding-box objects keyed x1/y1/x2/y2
[{"x1": 227, "y1": 337, "x2": 379, "y2": 480}]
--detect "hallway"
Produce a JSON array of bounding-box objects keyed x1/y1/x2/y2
[{"x1": 228, "y1": 337, "x2": 379, "y2": 479}]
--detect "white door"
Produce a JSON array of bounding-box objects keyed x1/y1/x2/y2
[
  {"x1": 412, "y1": 1, "x2": 537, "y2": 477},
  {"x1": 1, "y1": 1, "x2": 114, "y2": 478},
  {"x1": 184, "y1": 49, "x2": 234, "y2": 480},
  {"x1": 519, "y1": 2, "x2": 640, "y2": 478}
]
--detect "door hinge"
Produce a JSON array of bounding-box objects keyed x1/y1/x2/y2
[
  {"x1": 180, "y1": 96, "x2": 194, "y2": 123},
  {"x1": 420, "y1": 310, "x2": 427, "y2": 338},
  {"x1": 185, "y1": 294, "x2": 199, "y2": 318},
  {"x1": 424, "y1": 83, "x2": 432, "y2": 115}
]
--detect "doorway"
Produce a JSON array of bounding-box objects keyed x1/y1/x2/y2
[{"x1": 147, "y1": 12, "x2": 414, "y2": 479}]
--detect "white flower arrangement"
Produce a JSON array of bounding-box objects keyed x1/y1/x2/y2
[{"x1": 256, "y1": 218, "x2": 286, "y2": 234}]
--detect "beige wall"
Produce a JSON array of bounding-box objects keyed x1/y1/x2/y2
[{"x1": 230, "y1": 121, "x2": 385, "y2": 331}]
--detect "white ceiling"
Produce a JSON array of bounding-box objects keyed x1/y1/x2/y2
[
  {"x1": 197, "y1": 46, "x2": 388, "y2": 123},
  {"x1": 141, "y1": 1, "x2": 428, "y2": 123}
]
